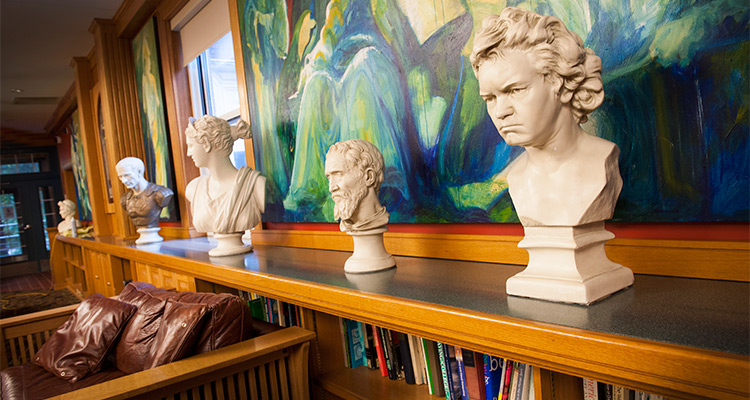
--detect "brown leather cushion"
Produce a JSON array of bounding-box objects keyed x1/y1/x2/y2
[
  {"x1": 32, "y1": 294, "x2": 136, "y2": 383},
  {"x1": 152, "y1": 291, "x2": 254, "y2": 354},
  {"x1": 143, "y1": 299, "x2": 208, "y2": 369},
  {"x1": 115, "y1": 282, "x2": 171, "y2": 373},
  {"x1": 1, "y1": 363, "x2": 126, "y2": 400}
]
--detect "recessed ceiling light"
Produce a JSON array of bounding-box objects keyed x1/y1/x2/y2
[{"x1": 10, "y1": 89, "x2": 23, "y2": 93}]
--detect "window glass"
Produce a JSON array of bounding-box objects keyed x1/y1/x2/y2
[{"x1": 188, "y1": 31, "x2": 245, "y2": 168}]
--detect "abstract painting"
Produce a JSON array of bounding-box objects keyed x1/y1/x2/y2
[
  {"x1": 238, "y1": 0, "x2": 749, "y2": 223},
  {"x1": 133, "y1": 17, "x2": 178, "y2": 221},
  {"x1": 70, "y1": 110, "x2": 92, "y2": 221}
]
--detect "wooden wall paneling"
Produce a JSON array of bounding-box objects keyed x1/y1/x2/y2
[
  {"x1": 152, "y1": 11, "x2": 196, "y2": 238},
  {"x1": 134, "y1": 261, "x2": 196, "y2": 292},
  {"x1": 91, "y1": 18, "x2": 145, "y2": 240},
  {"x1": 71, "y1": 57, "x2": 114, "y2": 236},
  {"x1": 252, "y1": 230, "x2": 750, "y2": 281}
]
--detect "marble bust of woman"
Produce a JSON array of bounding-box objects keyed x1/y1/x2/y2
[{"x1": 185, "y1": 115, "x2": 266, "y2": 256}]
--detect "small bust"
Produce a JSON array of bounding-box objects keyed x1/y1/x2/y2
[
  {"x1": 325, "y1": 139, "x2": 389, "y2": 233},
  {"x1": 116, "y1": 157, "x2": 173, "y2": 229},
  {"x1": 57, "y1": 199, "x2": 80, "y2": 237},
  {"x1": 184, "y1": 116, "x2": 265, "y2": 235},
  {"x1": 470, "y1": 7, "x2": 620, "y2": 227}
]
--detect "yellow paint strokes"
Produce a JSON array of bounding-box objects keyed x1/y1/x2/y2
[
  {"x1": 298, "y1": 13, "x2": 316, "y2": 59},
  {"x1": 396, "y1": 0, "x2": 467, "y2": 44}
]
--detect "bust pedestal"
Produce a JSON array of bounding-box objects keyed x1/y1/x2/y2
[
  {"x1": 506, "y1": 222, "x2": 633, "y2": 304},
  {"x1": 209, "y1": 232, "x2": 253, "y2": 257},
  {"x1": 135, "y1": 227, "x2": 163, "y2": 245},
  {"x1": 344, "y1": 227, "x2": 396, "y2": 274}
]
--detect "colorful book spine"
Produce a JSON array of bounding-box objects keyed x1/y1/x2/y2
[
  {"x1": 421, "y1": 338, "x2": 445, "y2": 397},
  {"x1": 500, "y1": 360, "x2": 513, "y2": 400},
  {"x1": 456, "y1": 348, "x2": 469, "y2": 399},
  {"x1": 372, "y1": 326, "x2": 388, "y2": 377},
  {"x1": 462, "y1": 349, "x2": 485, "y2": 400},
  {"x1": 346, "y1": 319, "x2": 366, "y2": 368},
  {"x1": 484, "y1": 354, "x2": 504, "y2": 400}
]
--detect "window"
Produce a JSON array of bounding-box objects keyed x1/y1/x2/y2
[
  {"x1": 1, "y1": 153, "x2": 50, "y2": 175},
  {"x1": 187, "y1": 32, "x2": 246, "y2": 169}
]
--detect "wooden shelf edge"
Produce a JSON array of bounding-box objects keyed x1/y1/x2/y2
[{"x1": 251, "y1": 229, "x2": 750, "y2": 281}]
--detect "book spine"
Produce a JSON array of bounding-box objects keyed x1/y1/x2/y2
[
  {"x1": 437, "y1": 342, "x2": 454, "y2": 400},
  {"x1": 339, "y1": 318, "x2": 350, "y2": 368},
  {"x1": 484, "y1": 354, "x2": 503, "y2": 400},
  {"x1": 583, "y1": 378, "x2": 598, "y2": 400},
  {"x1": 462, "y1": 349, "x2": 485, "y2": 400},
  {"x1": 379, "y1": 327, "x2": 396, "y2": 380},
  {"x1": 372, "y1": 326, "x2": 388, "y2": 377},
  {"x1": 513, "y1": 363, "x2": 526, "y2": 400},
  {"x1": 501, "y1": 360, "x2": 513, "y2": 400},
  {"x1": 346, "y1": 320, "x2": 366, "y2": 368},
  {"x1": 407, "y1": 334, "x2": 422, "y2": 384},
  {"x1": 421, "y1": 338, "x2": 436, "y2": 395},
  {"x1": 456, "y1": 348, "x2": 469, "y2": 399},
  {"x1": 364, "y1": 324, "x2": 376, "y2": 369},
  {"x1": 397, "y1": 332, "x2": 416, "y2": 384}
]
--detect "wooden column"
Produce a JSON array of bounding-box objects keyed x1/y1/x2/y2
[
  {"x1": 71, "y1": 56, "x2": 115, "y2": 236},
  {"x1": 90, "y1": 18, "x2": 145, "y2": 239}
]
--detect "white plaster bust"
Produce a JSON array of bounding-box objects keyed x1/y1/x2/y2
[
  {"x1": 116, "y1": 157, "x2": 173, "y2": 229},
  {"x1": 184, "y1": 116, "x2": 266, "y2": 256},
  {"x1": 471, "y1": 7, "x2": 619, "y2": 227},
  {"x1": 57, "y1": 199, "x2": 80, "y2": 237},
  {"x1": 325, "y1": 139, "x2": 389, "y2": 233},
  {"x1": 325, "y1": 139, "x2": 395, "y2": 273},
  {"x1": 470, "y1": 7, "x2": 632, "y2": 304}
]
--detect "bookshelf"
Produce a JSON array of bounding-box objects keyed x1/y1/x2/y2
[{"x1": 51, "y1": 235, "x2": 749, "y2": 400}]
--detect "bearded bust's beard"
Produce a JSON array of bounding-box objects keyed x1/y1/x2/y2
[{"x1": 333, "y1": 184, "x2": 368, "y2": 221}]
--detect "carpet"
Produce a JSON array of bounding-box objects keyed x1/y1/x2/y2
[{"x1": 0, "y1": 288, "x2": 81, "y2": 319}]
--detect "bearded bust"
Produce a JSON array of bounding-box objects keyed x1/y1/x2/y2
[{"x1": 325, "y1": 139, "x2": 389, "y2": 233}]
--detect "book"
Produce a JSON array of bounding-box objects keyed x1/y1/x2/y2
[
  {"x1": 339, "y1": 318, "x2": 351, "y2": 368},
  {"x1": 248, "y1": 298, "x2": 264, "y2": 320},
  {"x1": 421, "y1": 338, "x2": 445, "y2": 397},
  {"x1": 397, "y1": 332, "x2": 416, "y2": 384},
  {"x1": 500, "y1": 360, "x2": 514, "y2": 400},
  {"x1": 437, "y1": 343, "x2": 462, "y2": 399},
  {"x1": 372, "y1": 326, "x2": 388, "y2": 377},
  {"x1": 513, "y1": 363, "x2": 530, "y2": 400},
  {"x1": 583, "y1": 378, "x2": 598, "y2": 400},
  {"x1": 389, "y1": 331, "x2": 405, "y2": 380},
  {"x1": 456, "y1": 348, "x2": 469, "y2": 399},
  {"x1": 363, "y1": 324, "x2": 377, "y2": 369},
  {"x1": 407, "y1": 334, "x2": 424, "y2": 385},
  {"x1": 508, "y1": 362, "x2": 520, "y2": 400},
  {"x1": 345, "y1": 319, "x2": 366, "y2": 368},
  {"x1": 381, "y1": 327, "x2": 398, "y2": 380},
  {"x1": 484, "y1": 354, "x2": 504, "y2": 400},
  {"x1": 461, "y1": 349, "x2": 486, "y2": 400}
]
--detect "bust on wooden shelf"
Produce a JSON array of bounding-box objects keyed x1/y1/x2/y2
[
  {"x1": 470, "y1": 7, "x2": 633, "y2": 304},
  {"x1": 185, "y1": 115, "x2": 266, "y2": 257},
  {"x1": 57, "y1": 199, "x2": 80, "y2": 238},
  {"x1": 116, "y1": 157, "x2": 174, "y2": 245},
  {"x1": 325, "y1": 139, "x2": 395, "y2": 273}
]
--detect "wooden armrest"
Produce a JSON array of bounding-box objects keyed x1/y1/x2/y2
[
  {"x1": 0, "y1": 303, "x2": 79, "y2": 329},
  {"x1": 1, "y1": 303, "x2": 80, "y2": 370},
  {"x1": 49, "y1": 326, "x2": 316, "y2": 400}
]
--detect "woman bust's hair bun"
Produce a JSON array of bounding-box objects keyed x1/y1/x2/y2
[{"x1": 231, "y1": 119, "x2": 252, "y2": 140}]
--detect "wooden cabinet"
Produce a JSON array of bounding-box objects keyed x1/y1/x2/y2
[{"x1": 51, "y1": 235, "x2": 749, "y2": 400}]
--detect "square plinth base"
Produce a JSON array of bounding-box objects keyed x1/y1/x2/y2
[{"x1": 506, "y1": 266, "x2": 633, "y2": 305}]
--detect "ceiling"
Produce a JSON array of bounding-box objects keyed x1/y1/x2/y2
[{"x1": 1, "y1": 0, "x2": 124, "y2": 144}]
